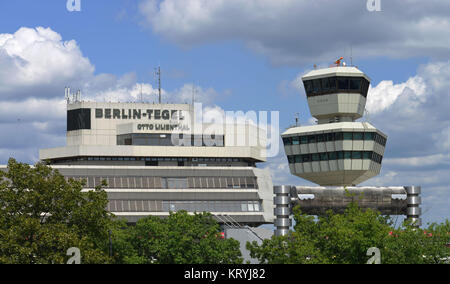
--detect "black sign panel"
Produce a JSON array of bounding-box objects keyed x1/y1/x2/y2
[{"x1": 67, "y1": 108, "x2": 91, "y2": 131}]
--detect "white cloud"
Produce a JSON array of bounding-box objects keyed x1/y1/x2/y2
[
  {"x1": 0, "y1": 27, "x2": 94, "y2": 99},
  {"x1": 384, "y1": 154, "x2": 450, "y2": 168},
  {"x1": 138, "y1": 0, "x2": 450, "y2": 65},
  {"x1": 366, "y1": 76, "x2": 427, "y2": 114},
  {"x1": 0, "y1": 98, "x2": 66, "y2": 123}
]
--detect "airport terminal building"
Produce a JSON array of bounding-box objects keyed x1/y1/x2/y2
[{"x1": 37, "y1": 100, "x2": 274, "y2": 225}]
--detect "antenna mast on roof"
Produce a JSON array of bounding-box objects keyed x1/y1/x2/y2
[
  {"x1": 350, "y1": 45, "x2": 353, "y2": 66},
  {"x1": 64, "y1": 87, "x2": 70, "y2": 103},
  {"x1": 192, "y1": 82, "x2": 196, "y2": 105},
  {"x1": 154, "y1": 66, "x2": 162, "y2": 104}
]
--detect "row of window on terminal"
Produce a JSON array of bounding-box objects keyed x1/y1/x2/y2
[
  {"x1": 283, "y1": 131, "x2": 387, "y2": 147},
  {"x1": 65, "y1": 175, "x2": 258, "y2": 189},
  {"x1": 287, "y1": 151, "x2": 383, "y2": 164},
  {"x1": 303, "y1": 76, "x2": 370, "y2": 97},
  {"x1": 117, "y1": 133, "x2": 225, "y2": 147},
  {"x1": 51, "y1": 156, "x2": 249, "y2": 164},
  {"x1": 107, "y1": 200, "x2": 262, "y2": 213}
]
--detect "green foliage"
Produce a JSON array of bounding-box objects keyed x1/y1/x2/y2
[
  {"x1": 382, "y1": 220, "x2": 450, "y2": 264},
  {"x1": 110, "y1": 211, "x2": 243, "y2": 264},
  {"x1": 0, "y1": 158, "x2": 112, "y2": 264},
  {"x1": 5, "y1": 158, "x2": 446, "y2": 264},
  {"x1": 248, "y1": 203, "x2": 449, "y2": 264}
]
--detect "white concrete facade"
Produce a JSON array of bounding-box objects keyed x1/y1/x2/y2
[
  {"x1": 40, "y1": 101, "x2": 267, "y2": 162},
  {"x1": 30, "y1": 101, "x2": 275, "y2": 225}
]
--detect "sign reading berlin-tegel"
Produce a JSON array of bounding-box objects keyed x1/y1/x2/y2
[{"x1": 95, "y1": 108, "x2": 185, "y2": 121}]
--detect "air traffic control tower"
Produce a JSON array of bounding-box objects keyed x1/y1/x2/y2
[
  {"x1": 274, "y1": 59, "x2": 422, "y2": 236},
  {"x1": 282, "y1": 61, "x2": 386, "y2": 186}
]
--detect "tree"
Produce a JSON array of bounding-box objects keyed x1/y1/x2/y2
[
  {"x1": 382, "y1": 220, "x2": 450, "y2": 264},
  {"x1": 111, "y1": 211, "x2": 243, "y2": 264},
  {"x1": 247, "y1": 203, "x2": 449, "y2": 264},
  {"x1": 0, "y1": 158, "x2": 112, "y2": 264}
]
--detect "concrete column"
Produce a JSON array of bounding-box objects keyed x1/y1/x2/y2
[
  {"x1": 274, "y1": 185, "x2": 292, "y2": 236},
  {"x1": 404, "y1": 186, "x2": 422, "y2": 227}
]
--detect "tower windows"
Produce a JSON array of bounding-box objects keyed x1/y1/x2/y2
[
  {"x1": 343, "y1": 132, "x2": 353, "y2": 140},
  {"x1": 313, "y1": 80, "x2": 321, "y2": 94},
  {"x1": 303, "y1": 76, "x2": 369, "y2": 98},
  {"x1": 321, "y1": 78, "x2": 331, "y2": 91},
  {"x1": 282, "y1": 131, "x2": 386, "y2": 146},
  {"x1": 287, "y1": 151, "x2": 383, "y2": 164},
  {"x1": 349, "y1": 78, "x2": 362, "y2": 90},
  {"x1": 337, "y1": 77, "x2": 349, "y2": 90}
]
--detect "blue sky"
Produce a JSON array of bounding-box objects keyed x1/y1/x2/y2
[{"x1": 0, "y1": 0, "x2": 449, "y2": 225}]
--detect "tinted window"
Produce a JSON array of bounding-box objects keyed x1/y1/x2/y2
[
  {"x1": 361, "y1": 79, "x2": 370, "y2": 97},
  {"x1": 317, "y1": 134, "x2": 325, "y2": 142},
  {"x1": 337, "y1": 77, "x2": 349, "y2": 90},
  {"x1": 313, "y1": 80, "x2": 321, "y2": 94},
  {"x1": 283, "y1": 137, "x2": 292, "y2": 145},
  {"x1": 326, "y1": 133, "x2": 334, "y2": 142},
  {"x1": 335, "y1": 132, "x2": 343, "y2": 140},
  {"x1": 328, "y1": 152, "x2": 337, "y2": 160},
  {"x1": 337, "y1": 151, "x2": 344, "y2": 159},
  {"x1": 364, "y1": 132, "x2": 374, "y2": 140},
  {"x1": 329, "y1": 77, "x2": 337, "y2": 90},
  {"x1": 312, "y1": 154, "x2": 320, "y2": 161},
  {"x1": 292, "y1": 137, "x2": 300, "y2": 145},
  {"x1": 352, "y1": 151, "x2": 362, "y2": 159},
  {"x1": 349, "y1": 78, "x2": 362, "y2": 90},
  {"x1": 353, "y1": 132, "x2": 363, "y2": 140},
  {"x1": 308, "y1": 135, "x2": 316, "y2": 143},
  {"x1": 321, "y1": 78, "x2": 330, "y2": 91},
  {"x1": 67, "y1": 108, "x2": 91, "y2": 131},
  {"x1": 362, "y1": 152, "x2": 371, "y2": 159},
  {"x1": 344, "y1": 151, "x2": 352, "y2": 159},
  {"x1": 300, "y1": 136, "x2": 308, "y2": 144},
  {"x1": 304, "y1": 80, "x2": 313, "y2": 94},
  {"x1": 343, "y1": 132, "x2": 353, "y2": 140},
  {"x1": 320, "y1": 153, "x2": 328, "y2": 161},
  {"x1": 302, "y1": 154, "x2": 311, "y2": 162}
]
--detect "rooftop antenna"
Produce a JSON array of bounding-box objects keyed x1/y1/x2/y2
[
  {"x1": 350, "y1": 45, "x2": 353, "y2": 66},
  {"x1": 154, "y1": 66, "x2": 162, "y2": 104},
  {"x1": 64, "y1": 87, "x2": 69, "y2": 103},
  {"x1": 192, "y1": 82, "x2": 196, "y2": 105},
  {"x1": 295, "y1": 113, "x2": 300, "y2": 127},
  {"x1": 344, "y1": 46, "x2": 346, "y2": 63}
]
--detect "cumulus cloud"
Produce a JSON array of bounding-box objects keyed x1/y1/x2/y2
[
  {"x1": 361, "y1": 61, "x2": 450, "y2": 223},
  {"x1": 366, "y1": 76, "x2": 427, "y2": 114},
  {"x1": 138, "y1": 0, "x2": 450, "y2": 65},
  {"x1": 0, "y1": 27, "x2": 94, "y2": 99}
]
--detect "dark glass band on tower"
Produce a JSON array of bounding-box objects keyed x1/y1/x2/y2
[
  {"x1": 303, "y1": 76, "x2": 370, "y2": 98},
  {"x1": 282, "y1": 131, "x2": 387, "y2": 147}
]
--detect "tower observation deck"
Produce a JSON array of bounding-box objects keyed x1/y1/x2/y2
[
  {"x1": 274, "y1": 60, "x2": 422, "y2": 236},
  {"x1": 281, "y1": 63, "x2": 387, "y2": 186}
]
